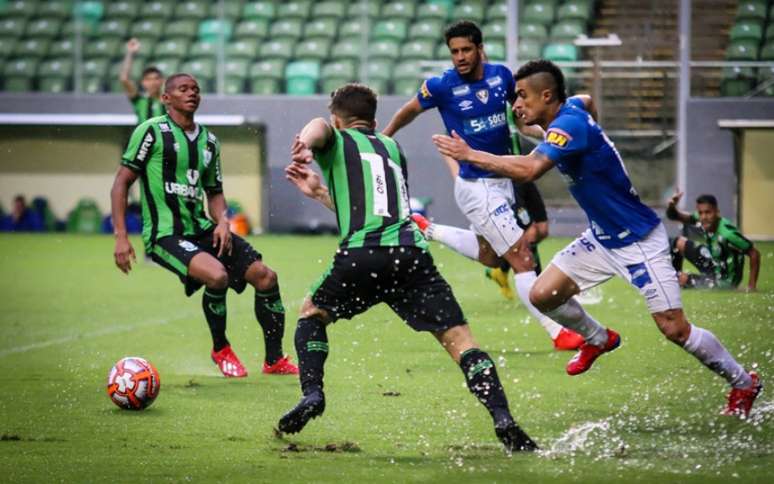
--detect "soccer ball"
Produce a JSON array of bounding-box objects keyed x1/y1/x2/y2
[{"x1": 106, "y1": 357, "x2": 160, "y2": 410}]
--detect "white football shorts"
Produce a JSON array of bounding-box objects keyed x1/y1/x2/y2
[
  {"x1": 550, "y1": 223, "x2": 682, "y2": 314},
  {"x1": 454, "y1": 176, "x2": 524, "y2": 257}
]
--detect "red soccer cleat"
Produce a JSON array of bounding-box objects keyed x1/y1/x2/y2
[
  {"x1": 566, "y1": 328, "x2": 621, "y2": 375},
  {"x1": 723, "y1": 371, "x2": 762, "y2": 418},
  {"x1": 411, "y1": 213, "x2": 431, "y2": 233},
  {"x1": 553, "y1": 328, "x2": 585, "y2": 351},
  {"x1": 263, "y1": 355, "x2": 299, "y2": 375},
  {"x1": 211, "y1": 345, "x2": 248, "y2": 378}
]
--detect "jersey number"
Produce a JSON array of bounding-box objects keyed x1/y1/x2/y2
[{"x1": 361, "y1": 153, "x2": 409, "y2": 219}]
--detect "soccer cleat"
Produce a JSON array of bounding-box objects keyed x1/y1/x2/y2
[
  {"x1": 485, "y1": 267, "x2": 515, "y2": 300},
  {"x1": 553, "y1": 328, "x2": 585, "y2": 351},
  {"x1": 262, "y1": 355, "x2": 299, "y2": 375},
  {"x1": 410, "y1": 213, "x2": 431, "y2": 233},
  {"x1": 211, "y1": 345, "x2": 248, "y2": 378},
  {"x1": 278, "y1": 390, "x2": 326, "y2": 434},
  {"x1": 566, "y1": 328, "x2": 621, "y2": 376},
  {"x1": 494, "y1": 419, "x2": 539, "y2": 453},
  {"x1": 722, "y1": 371, "x2": 762, "y2": 418}
]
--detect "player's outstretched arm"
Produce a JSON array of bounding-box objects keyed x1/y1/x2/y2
[
  {"x1": 432, "y1": 131, "x2": 554, "y2": 182},
  {"x1": 382, "y1": 97, "x2": 424, "y2": 137},
  {"x1": 746, "y1": 246, "x2": 761, "y2": 291},
  {"x1": 285, "y1": 163, "x2": 334, "y2": 211},
  {"x1": 120, "y1": 38, "x2": 140, "y2": 98},
  {"x1": 296, "y1": 118, "x2": 333, "y2": 153},
  {"x1": 665, "y1": 191, "x2": 692, "y2": 224},
  {"x1": 110, "y1": 166, "x2": 139, "y2": 274},
  {"x1": 207, "y1": 192, "x2": 232, "y2": 257}
]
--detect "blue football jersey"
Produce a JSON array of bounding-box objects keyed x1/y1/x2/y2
[
  {"x1": 535, "y1": 97, "x2": 660, "y2": 248},
  {"x1": 417, "y1": 63, "x2": 516, "y2": 179}
]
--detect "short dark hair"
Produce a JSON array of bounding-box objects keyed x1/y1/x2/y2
[
  {"x1": 444, "y1": 20, "x2": 483, "y2": 46},
  {"x1": 164, "y1": 73, "x2": 196, "y2": 93},
  {"x1": 696, "y1": 194, "x2": 718, "y2": 207},
  {"x1": 329, "y1": 83, "x2": 377, "y2": 123},
  {"x1": 142, "y1": 66, "x2": 163, "y2": 78},
  {"x1": 514, "y1": 59, "x2": 568, "y2": 103}
]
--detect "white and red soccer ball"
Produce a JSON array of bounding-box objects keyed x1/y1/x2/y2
[{"x1": 107, "y1": 357, "x2": 160, "y2": 410}]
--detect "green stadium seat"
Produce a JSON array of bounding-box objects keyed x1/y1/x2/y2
[
  {"x1": 223, "y1": 77, "x2": 245, "y2": 94},
  {"x1": 736, "y1": 1, "x2": 767, "y2": 21},
  {"x1": 520, "y1": 22, "x2": 549, "y2": 39},
  {"x1": 13, "y1": 38, "x2": 49, "y2": 58},
  {"x1": 393, "y1": 60, "x2": 421, "y2": 80},
  {"x1": 416, "y1": 3, "x2": 450, "y2": 21},
  {"x1": 211, "y1": 1, "x2": 242, "y2": 19},
  {"x1": 67, "y1": 199, "x2": 102, "y2": 234},
  {"x1": 304, "y1": 19, "x2": 337, "y2": 40},
  {"x1": 4, "y1": 0, "x2": 38, "y2": 17},
  {"x1": 60, "y1": 19, "x2": 97, "y2": 38},
  {"x1": 294, "y1": 38, "x2": 331, "y2": 61},
  {"x1": 154, "y1": 38, "x2": 189, "y2": 59},
  {"x1": 147, "y1": 57, "x2": 180, "y2": 76},
  {"x1": 483, "y1": 22, "x2": 506, "y2": 41},
  {"x1": 381, "y1": 2, "x2": 416, "y2": 21},
  {"x1": 250, "y1": 59, "x2": 286, "y2": 80},
  {"x1": 720, "y1": 79, "x2": 753, "y2": 96},
  {"x1": 165, "y1": 19, "x2": 199, "y2": 39},
  {"x1": 759, "y1": 41, "x2": 774, "y2": 60},
  {"x1": 270, "y1": 19, "x2": 303, "y2": 39},
  {"x1": 226, "y1": 40, "x2": 259, "y2": 59},
  {"x1": 372, "y1": 20, "x2": 408, "y2": 42},
  {"x1": 37, "y1": 1, "x2": 71, "y2": 19},
  {"x1": 523, "y1": 2, "x2": 556, "y2": 26},
  {"x1": 550, "y1": 20, "x2": 586, "y2": 41},
  {"x1": 278, "y1": 2, "x2": 311, "y2": 20},
  {"x1": 485, "y1": 2, "x2": 507, "y2": 22},
  {"x1": 0, "y1": 37, "x2": 17, "y2": 57},
  {"x1": 224, "y1": 58, "x2": 249, "y2": 78},
  {"x1": 84, "y1": 38, "x2": 120, "y2": 58},
  {"x1": 367, "y1": 78, "x2": 388, "y2": 94},
  {"x1": 368, "y1": 39, "x2": 400, "y2": 61},
  {"x1": 285, "y1": 60, "x2": 319, "y2": 95},
  {"x1": 286, "y1": 59, "x2": 319, "y2": 78},
  {"x1": 320, "y1": 77, "x2": 349, "y2": 95},
  {"x1": 435, "y1": 42, "x2": 450, "y2": 59},
  {"x1": 400, "y1": 40, "x2": 435, "y2": 60},
  {"x1": 259, "y1": 39, "x2": 295, "y2": 60},
  {"x1": 38, "y1": 57, "x2": 72, "y2": 77},
  {"x1": 409, "y1": 19, "x2": 445, "y2": 41},
  {"x1": 557, "y1": 1, "x2": 593, "y2": 22},
  {"x1": 394, "y1": 77, "x2": 422, "y2": 96},
  {"x1": 175, "y1": 1, "x2": 209, "y2": 20},
  {"x1": 97, "y1": 18, "x2": 130, "y2": 39},
  {"x1": 48, "y1": 38, "x2": 73, "y2": 57},
  {"x1": 250, "y1": 78, "x2": 281, "y2": 94},
  {"x1": 339, "y1": 19, "x2": 364, "y2": 39},
  {"x1": 321, "y1": 59, "x2": 356, "y2": 80},
  {"x1": 145, "y1": 1, "x2": 174, "y2": 19},
  {"x1": 4, "y1": 57, "x2": 38, "y2": 77},
  {"x1": 0, "y1": 17, "x2": 26, "y2": 38},
  {"x1": 108, "y1": 78, "x2": 126, "y2": 92},
  {"x1": 83, "y1": 76, "x2": 104, "y2": 93},
  {"x1": 82, "y1": 57, "x2": 109, "y2": 77},
  {"x1": 543, "y1": 43, "x2": 578, "y2": 61},
  {"x1": 347, "y1": 2, "x2": 379, "y2": 18},
  {"x1": 730, "y1": 20, "x2": 764, "y2": 42},
  {"x1": 726, "y1": 40, "x2": 759, "y2": 61},
  {"x1": 243, "y1": 1, "x2": 275, "y2": 20},
  {"x1": 757, "y1": 66, "x2": 774, "y2": 96},
  {"x1": 180, "y1": 57, "x2": 215, "y2": 78},
  {"x1": 312, "y1": 1, "x2": 345, "y2": 19},
  {"x1": 26, "y1": 18, "x2": 62, "y2": 38},
  {"x1": 199, "y1": 19, "x2": 233, "y2": 42},
  {"x1": 330, "y1": 38, "x2": 359, "y2": 61},
  {"x1": 365, "y1": 59, "x2": 393, "y2": 81},
  {"x1": 766, "y1": 23, "x2": 774, "y2": 41},
  {"x1": 109, "y1": 59, "x2": 141, "y2": 79},
  {"x1": 73, "y1": 1, "x2": 104, "y2": 23},
  {"x1": 131, "y1": 19, "x2": 164, "y2": 39},
  {"x1": 486, "y1": 41, "x2": 506, "y2": 61},
  {"x1": 518, "y1": 38, "x2": 543, "y2": 60},
  {"x1": 235, "y1": 19, "x2": 269, "y2": 39},
  {"x1": 451, "y1": 4, "x2": 485, "y2": 23},
  {"x1": 105, "y1": 1, "x2": 139, "y2": 20},
  {"x1": 189, "y1": 40, "x2": 217, "y2": 58},
  {"x1": 38, "y1": 77, "x2": 69, "y2": 93},
  {"x1": 3, "y1": 77, "x2": 33, "y2": 92}
]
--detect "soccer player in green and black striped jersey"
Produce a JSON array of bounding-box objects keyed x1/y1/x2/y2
[
  {"x1": 278, "y1": 83, "x2": 537, "y2": 453},
  {"x1": 120, "y1": 38, "x2": 166, "y2": 124},
  {"x1": 110, "y1": 73, "x2": 298, "y2": 378}
]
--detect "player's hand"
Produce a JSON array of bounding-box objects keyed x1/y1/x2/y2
[
  {"x1": 285, "y1": 162, "x2": 322, "y2": 199},
  {"x1": 126, "y1": 38, "x2": 141, "y2": 54},
  {"x1": 212, "y1": 220, "x2": 232, "y2": 258},
  {"x1": 114, "y1": 235, "x2": 136, "y2": 274},
  {"x1": 432, "y1": 130, "x2": 472, "y2": 161},
  {"x1": 290, "y1": 135, "x2": 314, "y2": 164},
  {"x1": 668, "y1": 190, "x2": 683, "y2": 207}
]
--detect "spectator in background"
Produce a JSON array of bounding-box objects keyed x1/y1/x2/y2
[
  {"x1": 120, "y1": 38, "x2": 166, "y2": 124},
  {"x1": 0, "y1": 195, "x2": 44, "y2": 232}
]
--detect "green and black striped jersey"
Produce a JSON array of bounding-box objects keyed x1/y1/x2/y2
[
  {"x1": 314, "y1": 127, "x2": 427, "y2": 250},
  {"x1": 121, "y1": 114, "x2": 222, "y2": 250},
  {"x1": 130, "y1": 94, "x2": 166, "y2": 124}
]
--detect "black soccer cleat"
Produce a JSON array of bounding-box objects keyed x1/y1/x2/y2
[
  {"x1": 495, "y1": 420, "x2": 539, "y2": 453},
  {"x1": 278, "y1": 390, "x2": 326, "y2": 434}
]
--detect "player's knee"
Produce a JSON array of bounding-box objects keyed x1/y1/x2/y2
[
  {"x1": 654, "y1": 310, "x2": 690, "y2": 344},
  {"x1": 208, "y1": 269, "x2": 229, "y2": 290},
  {"x1": 247, "y1": 261, "x2": 277, "y2": 290},
  {"x1": 528, "y1": 286, "x2": 552, "y2": 312}
]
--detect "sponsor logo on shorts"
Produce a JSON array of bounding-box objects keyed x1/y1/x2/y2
[
  {"x1": 458, "y1": 99, "x2": 474, "y2": 111},
  {"x1": 476, "y1": 89, "x2": 489, "y2": 104},
  {"x1": 452, "y1": 85, "x2": 471, "y2": 97},
  {"x1": 546, "y1": 128, "x2": 572, "y2": 147},
  {"x1": 492, "y1": 203, "x2": 510, "y2": 216},
  {"x1": 178, "y1": 240, "x2": 198, "y2": 252},
  {"x1": 627, "y1": 263, "x2": 652, "y2": 289}
]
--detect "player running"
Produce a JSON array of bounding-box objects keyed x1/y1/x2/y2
[
  {"x1": 278, "y1": 84, "x2": 537, "y2": 452},
  {"x1": 433, "y1": 59, "x2": 762, "y2": 418},
  {"x1": 110, "y1": 73, "x2": 298, "y2": 378},
  {"x1": 383, "y1": 20, "x2": 582, "y2": 351},
  {"x1": 120, "y1": 38, "x2": 166, "y2": 124}
]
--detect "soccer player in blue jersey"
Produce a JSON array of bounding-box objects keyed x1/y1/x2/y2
[
  {"x1": 433, "y1": 60, "x2": 762, "y2": 418},
  {"x1": 383, "y1": 21, "x2": 583, "y2": 351}
]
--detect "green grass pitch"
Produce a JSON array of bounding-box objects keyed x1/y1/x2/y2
[{"x1": 0, "y1": 234, "x2": 772, "y2": 483}]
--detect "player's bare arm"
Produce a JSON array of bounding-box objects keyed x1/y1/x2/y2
[
  {"x1": 110, "y1": 166, "x2": 139, "y2": 274},
  {"x1": 513, "y1": 107, "x2": 546, "y2": 140},
  {"x1": 207, "y1": 192, "x2": 232, "y2": 257},
  {"x1": 746, "y1": 246, "x2": 761, "y2": 291},
  {"x1": 382, "y1": 97, "x2": 424, "y2": 137},
  {"x1": 293, "y1": 118, "x2": 334, "y2": 165},
  {"x1": 571, "y1": 94, "x2": 598, "y2": 121},
  {"x1": 665, "y1": 191, "x2": 693, "y2": 224},
  {"x1": 285, "y1": 163, "x2": 334, "y2": 211},
  {"x1": 120, "y1": 38, "x2": 140, "y2": 98},
  {"x1": 432, "y1": 130, "x2": 554, "y2": 182}
]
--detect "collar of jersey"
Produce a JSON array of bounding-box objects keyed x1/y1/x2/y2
[{"x1": 162, "y1": 114, "x2": 200, "y2": 139}]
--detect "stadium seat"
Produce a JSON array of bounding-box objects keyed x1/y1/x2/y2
[
  {"x1": 330, "y1": 38, "x2": 360, "y2": 61},
  {"x1": 224, "y1": 58, "x2": 249, "y2": 78},
  {"x1": 393, "y1": 77, "x2": 423, "y2": 96},
  {"x1": 73, "y1": 1, "x2": 104, "y2": 23},
  {"x1": 48, "y1": 38, "x2": 74, "y2": 58},
  {"x1": 285, "y1": 60, "x2": 319, "y2": 95},
  {"x1": 131, "y1": 18, "x2": 164, "y2": 39},
  {"x1": 757, "y1": 66, "x2": 774, "y2": 95},
  {"x1": 416, "y1": 3, "x2": 450, "y2": 21},
  {"x1": 175, "y1": 1, "x2": 209, "y2": 20},
  {"x1": 543, "y1": 43, "x2": 578, "y2": 61},
  {"x1": 372, "y1": 20, "x2": 408, "y2": 42},
  {"x1": 321, "y1": 60, "x2": 357, "y2": 81},
  {"x1": 97, "y1": 18, "x2": 130, "y2": 39},
  {"x1": 518, "y1": 38, "x2": 543, "y2": 60},
  {"x1": 105, "y1": 1, "x2": 140, "y2": 20},
  {"x1": 367, "y1": 78, "x2": 388, "y2": 94},
  {"x1": 242, "y1": 1, "x2": 275, "y2": 20},
  {"x1": 720, "y1": 78, "x2": 753, "y2": 96},
  {"x1": 82, "y1": 57, "x2": 109, "y2": 77},
  {"x1": 38, "y1": 77, "x2": 70, "y2": 93},
  {"x1": 312, "y1": 2, "x2": 346, "y2": 19},
  {"x1": 3, "y1": 77, "x2": 33, "y2": 92},
  {"x1": 485, "y1": 41, "x2": 506, "y2": 61},
  {"x1": 38, "y1": 57, "x2": 72, "y2": 78},
  {"x1": 520, "y1": 22, "x2": 549, "y2": 40},
  {"x1": 347, "y1": 1, "x2": 379, "y2": 19},
  {"x1": 400, "y1": 40, "x2": 435, "y2": 61},
  {"x1": 294, "y1": 38, "x2": 331, "y2": 61},
  {"x1": 393, "y1": 60, "x2": 422, "y2": 81},
  {"x1": 250, "y1": 59, "x2": 286, "y2": 80},
  {"x1": 84, "y1": 38, "x2": 120, "y2": 59},
  {"x1": 736, "y1": 1, "x2": 767, "y2": 21},
  {"x1": 304, "y1": 19, "x2": 338, "y2": 40},
  {"x1": 37, "y1": 1, "x2": 72, "y2": 19},
  {"x1": 213, "y1": 1, "x2": 242, "y2": 19},
  {"x1": 82, "y1": 76, "x2": 104, "y2": 94},
  {"x1": 339, "y1": 19, "x2": 365, "y2": 40},
  {"x1": 5, "y1": 57, "x2": 37, "y2": 77},
  {"x1": 278, "y1": 2, "x2": 311, "y2": 20},
  {"x1": 766, "y1": 23, "x2": 774, "y2": 41},
  {"x1": 223, "y1": 77, "x2": 245, "y2": 95},
  {"x1": 483, "y1": 22, "x2": 506, "y2": 41},
  {"x1": 250, "y1": 78, "x2": 281, "y2": 94},
  {"x1": 226, "y1": 40, "x2": 259, "y2": 59},
  {"x1": 26, "y1": 18, "x2": 62, "y2": 38},
  {"x1": 759, "y1": 41, "x2": 774, "y2": 60},
  {"x1": 148, "y1": 58, "x2": 180, "y2": 76},
  {"x1": 409, "y1": 19, "x2": 445, "y2": 41},
  {"x1": 60, "y1": 19, "x2": 97, "y2": 38},
  {"x1": 451, "y1": 4, "x2": 485, "y2": 23},
  {"x1": 730, "y1": 20, "x2": 764, "y2": 42},
  {"x1": 381, "y1": 2, "x2": 416, "y2": 21},
  {"x1": 270, "y1": 19, "x2": 303, "y2": 40},
  {"x1": 199, "y1": 19, "x2": 233, "y2": 42},
  {"x1": 368, "y1": 39, "x2": 400, "y2": 61},
  {"x1": 557, "y1": 1, "x2": 593, "y2": 22},
  {"x1": 321, "y1": 77, "x2": 350, "y2": 95},
  {"x1": 165, "y1": 19, "x2": 199, "y2": 39},
  {"x1": 550, "y1": 20, "x2": 586, "y2": 41},
  {"x1": 523, "y1": 2, "x2": 556, "y2": 26},
  {"x1": 109, "y1": 59, "x2": 141, "y2": 80},
  {"x1": 189, "y1": 40, "x2": 218, "y2": 58},
  {"x1": 0, "y1": 37, "x2": 17, "y2": 58},
  {"x1": 0, "y1": 17, "x2": 26, "y2": 38},
  {"x1": 154, "y1": 38, "x2": 189, "y2": 59},
  {"x1": 485, "y1": 2, "x2": 507, "y2": 22},
  {"x1": 145, "y1": 1, "x2": 174, "y2": 19},
  {"x1": 235, "y1": 19, "x2": 269, "y2": 39},
  {"x1": 4, "y1": 0, "x2": 38, "y2": 18},
  {"x1": 180, "y1": 57, "x2": 215, "y2": 79},
  {"x1": 726, "y1": 40, "x2": 759, "y2": 61},
  {"x1": 259, "y1": 39, "x2": 295, "y2": 60},
  {"x1": 435, "y1": 42, "x2": 450, "y2": 59},
  {"x1": 13, "y1": 38, "x2": 50, "y2": 59}
]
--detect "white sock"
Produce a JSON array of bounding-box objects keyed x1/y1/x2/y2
[
  {"x1": 514, "y1": 271, "x2": 564, "y2": 339},
  {"x1": 683, "y1": 324, "x2": 751, "y2": 388},
  {"x1": 426, "y1": 223, "x2": 479, "y2": 261},
  {"x1": 544, "y1": 297, "x2": 608, "y2": 347}
]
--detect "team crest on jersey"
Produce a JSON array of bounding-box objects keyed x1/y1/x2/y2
[
  {"x1": 159, "y1": 123, "x2": 171, "y2": 132},
  {"x1": 476, "y1": 89, "x2": 489, "y2": 104},
  {"x1": 203, "y1": 148, "x2": 212, "y2": 167},
  {"x1": 452, "y1": 85, "x2": 471, "y2": 97},
  {"x1": 207, "y1": 131, "x2": 217, "y2": 142},
  {"x1": 486, "y1": 76, "x2": 502, "y2": 87},
  {"x1": 420, "y1": 81, "x2": 432, "y2": 99},
  {"x1": 546, "y1": 128, "x2": 572, "y2": 147},
  {"x1": 186, "y1": 169, "x2": 200, "y2": 185},
  {"x1": 458, "y1": 99, "x2": 474, "y2": 111}
]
